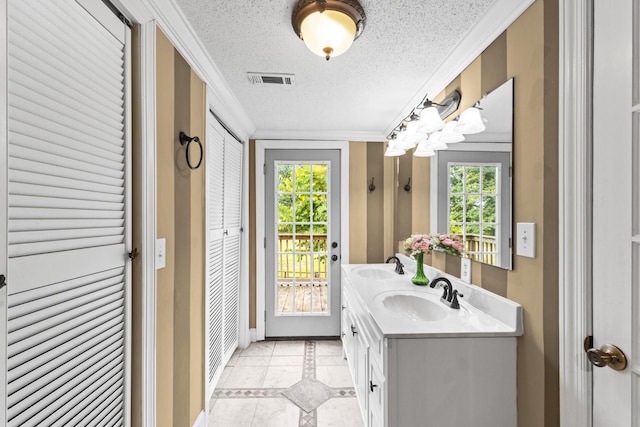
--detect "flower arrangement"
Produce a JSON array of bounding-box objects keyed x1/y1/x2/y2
[
  {"x1": 431, "y1": 233, "x2": 465, "y2": 257},
  {"x1": 403, "y1": 234, "x2": 432, "y2": 256},
  {"x1": 403, "y1": 233, "x2": 465, "y2": 257}
]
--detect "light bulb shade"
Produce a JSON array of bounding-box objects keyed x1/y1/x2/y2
[
  {"x1": 440, "y1": 120, "x2": 465, "y2": 143},
  {"x1": 413, "y1": 140, "x2": 436, "y2": 157},
  {"x1": 292, "y1": 0, "x2": 366, "y2": 60},
  {"x1": 403, "y1": 120, "x2": 426, "y2": 144},
  {"x1": 395, "y1": 131, "x2": 417, "y2": 150},
  {"x1": 454, "y1": 107, "x2": 486, "y2": 134},
  {"x1": 428, "y1": 131, "x2": 448, "y2": 150},
  {"x1": 419, "y1": 106, "x2": 445, "y2": 133},
  {"x1": 384, "y1": 139, "x2": 406, "y2": 157}
]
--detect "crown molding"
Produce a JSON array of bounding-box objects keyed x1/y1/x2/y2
[
  {"x1": 384, "y1": 0, "x2": 535, "y2": 137},
  {"x1": 251, "y1": 128, "x2": 386, "y2": 142}
]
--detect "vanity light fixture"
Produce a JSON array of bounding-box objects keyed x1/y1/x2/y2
[
  {"x1": 292, "y1": 0, "x2": 366, "y2": 61},
  {"x1": 385, "y1": 90, "x2": 462, "y2": 157}
]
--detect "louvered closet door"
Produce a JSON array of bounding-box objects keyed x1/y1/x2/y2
[
  {"x1": 222, "y1": 134, "x2": 242, "y2": 356},
  {"x1": 206, "y1": 117, "x2": 225, "y2": 391},
  {"x1": 205, "y1": 114, "x2": 243, "y2": 398},
  {"x1": 4, "y1": 0, "x2": 130, "y2": 425}
]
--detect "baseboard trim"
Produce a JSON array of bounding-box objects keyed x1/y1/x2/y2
[{"x1": 249, "y1": 328, "x2": 257, "y2": 343}]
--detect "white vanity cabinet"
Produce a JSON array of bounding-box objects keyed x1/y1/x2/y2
[
  {"x1": 341, "y1": 262, "x2": 523, "y2": 427},
  {"x1": 342, "y1": 282, "x2": 383, "y2": 422}
]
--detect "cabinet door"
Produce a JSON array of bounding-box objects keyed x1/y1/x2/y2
[
  {"x1": 368, "y1": 359, "x2": 385, "y2": 425},
  {"x1": 354, "y1": 323, "x2": 369, "y2": 419}
]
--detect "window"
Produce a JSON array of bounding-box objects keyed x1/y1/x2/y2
[
  {"x1": 437, "y1": 150, "x2": 511, "y2": 268},
  {"x1": 448, "y1": 163, "x2": 500, "y2": 264}
]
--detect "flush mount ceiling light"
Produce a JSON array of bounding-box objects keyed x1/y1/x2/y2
[{"x1": 292, "y1": 0, "x2": 366, "y2": 61}]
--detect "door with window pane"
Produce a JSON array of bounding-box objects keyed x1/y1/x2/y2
[{"x1": 265, "y1": 150, "x2": 341, "y2": 337}]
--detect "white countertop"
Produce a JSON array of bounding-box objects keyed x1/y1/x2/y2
[{"x1": 342, "y1": 256, "x2": 523, "y2": 338}]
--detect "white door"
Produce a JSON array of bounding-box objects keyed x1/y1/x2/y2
[
  {"x1": 264, "y1": 149, "x2": 341, "y2": 337},
  {"x1": 591, "y1": 0, "x2": 638, "y2": 424},
  {"x1": 1, "y1": 0, "x2": 131, "y2": 425},
  {"x1": 205, "y1": 115, "x2": 242, "y2": 398}
]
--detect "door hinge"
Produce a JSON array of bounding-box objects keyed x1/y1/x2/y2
[
  {"x1": 264, "y1": 237, "x2": 266, "y2": 248},
  {"x1": 264, "y1": 310, "x2": 267, "y2": 321},
  {"x1": 509, "y1": 237, "x2": 512, "y2": 248},
  {"x1": 509, "y1": 166, "x2": 512, "y2": 177},
  {"x1": 128, "y1": 248, "x2": 139, "y2": 261},
  {"x1": 263, "y1": 163, "x2": 266, "y2": 175},
  {"x1": 0, "y1": 274, "x2": 6, "y2": 290}
]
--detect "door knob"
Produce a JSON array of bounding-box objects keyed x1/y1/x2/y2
[
  {"x1": 331, "y1": 242, "x2": 338, "y2": 248},
  {"x1": 331, "y1": 255, "x2": 338, "y2": 262},
  {"x1": 585, "y1": 340, "x2": 627, "y2": 371}
]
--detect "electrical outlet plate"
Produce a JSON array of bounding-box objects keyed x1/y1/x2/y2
[
  {"x1": 156, "y1": 238, "x2": 166, "y2": 269},
  {"x1": 516, "y1": 223, "x2": 536, "y2": 258},
  {"x1": 460, "y1": 257, "x2": 471, "y2": 283}
]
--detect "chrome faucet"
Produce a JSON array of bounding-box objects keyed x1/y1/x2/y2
[
  {"x1": 385, "y1": 256, "x2": 405, "y2": 275},
  {"x1": 430, "y1": 277, "x2": 463, "y2": 309}
]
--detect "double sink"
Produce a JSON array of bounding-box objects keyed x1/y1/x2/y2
[{"x1": 343, "y1": 254, "x2": 523, "y2": 338}]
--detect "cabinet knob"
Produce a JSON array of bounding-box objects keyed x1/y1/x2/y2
[
  {"x1": 369, "y1": 380, "x2": 378, "y2": 392},
  {"x1": 341, "y1": 305, "x2": 346, "y2": 310},
  {"x1": 351, "y1": 325, "x2": 357, "y2": 336}
]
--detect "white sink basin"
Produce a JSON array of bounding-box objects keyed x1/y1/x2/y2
[
  {"x1": 374, "y1": 291, "x2": 448, "y2": 322},
  {"x1": 352, "y1": 266, "x2": 399, "y2": 281}
]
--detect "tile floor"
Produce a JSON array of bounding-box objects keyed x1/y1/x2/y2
[{"x1": 208, "y1": 340, "x2": 364, "y2": 427}]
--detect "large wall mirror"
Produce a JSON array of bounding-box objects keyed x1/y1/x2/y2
[{"x1": 431, "y1": 79, "x2": 513, "y2": 269}]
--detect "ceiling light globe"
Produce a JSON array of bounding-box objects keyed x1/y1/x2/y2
[
  {"x1": 300, "y1": 10, "x2": 356, "y2": 60},
  {"x1": 293, "y1": 0, "x2": 366, "y2": 61}
]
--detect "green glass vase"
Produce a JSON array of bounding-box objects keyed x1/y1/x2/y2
[{"x1": 412, "y1": 252, "x2": 430, "y2": 286}]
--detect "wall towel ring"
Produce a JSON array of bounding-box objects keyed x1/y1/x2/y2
[{"x1": 179, "y1": 131, "x2": 203, "y2": 170}]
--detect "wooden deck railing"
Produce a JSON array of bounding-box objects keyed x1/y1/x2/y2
[
  {"x1": 464, "y1": 235, "x2": 497, "y2": 265},
  {"x1": 277, "y1": 234, "x2": 328, "y2": 280}
]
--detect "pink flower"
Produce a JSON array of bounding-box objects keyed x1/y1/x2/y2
[
  {"x1": 442, "y1": 238, "x2": 453, "y2": 247},
  {"x1": 452, "y1": 241, "x2": 464, "y2": 252}
]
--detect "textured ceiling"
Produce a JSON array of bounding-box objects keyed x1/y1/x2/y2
[{"x1": 174, "y1": 0, "x2": 497, "y2": 139}]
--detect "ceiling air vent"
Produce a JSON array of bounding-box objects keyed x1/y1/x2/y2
[{"x1": 247, "y1": 72, "x2": 296, "y2": 86}]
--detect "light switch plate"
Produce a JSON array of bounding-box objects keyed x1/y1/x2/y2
[
  {"x1": 516, "y1": 223, "x2": 536, "y2": 258},
  {"x1": 156, "y1": 238, "x2": 166, "y2": 269},
  {"x1": 460, "y1": 257, "x2": 471, "y2": 283}
]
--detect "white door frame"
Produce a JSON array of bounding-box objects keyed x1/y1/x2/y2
[
  {"x1": 136, "y1": 21, "x2": 158, "y2": 427},
  {"x1": 559, "y1": 0, "x2": 594, "y2": 426},
  {"x1": 256, "y1": 140, "x2": 350, "y2": 341}
]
